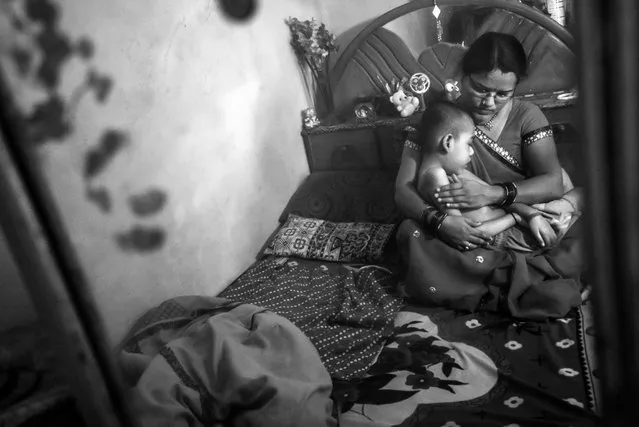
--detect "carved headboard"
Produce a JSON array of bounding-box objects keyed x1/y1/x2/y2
[{"x1": 327, "y1": 0, "x2": 576, "y2": 118}]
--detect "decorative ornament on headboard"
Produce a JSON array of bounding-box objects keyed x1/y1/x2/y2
[
  {"x1": 409, "y1": 73, "x2": 431, "y2": 110},
  {"x1": 433, "y1": 1, "x2": 443, "y2": 42},
  {"x1": 444, "y1": 79, "x2": 461, "y2": 102},
  {"x1": 286, "y1": 17, "x2": 338, "y2": 123}
]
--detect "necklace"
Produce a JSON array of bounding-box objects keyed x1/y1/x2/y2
[{"x1": 480, "y1": 111, "x2": 499, "y2": 130}]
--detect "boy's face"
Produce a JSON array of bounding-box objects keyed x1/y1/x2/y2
[{"x1": 449, "y1": 118, "x2": 475, "y2": 169}]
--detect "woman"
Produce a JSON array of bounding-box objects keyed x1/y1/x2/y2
[{"x1": 394, "y1": 32, "x2": 583, "y2": 318}]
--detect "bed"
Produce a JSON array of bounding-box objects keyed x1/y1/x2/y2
[{"x1": 119, "y1": 1, "x2": 601, "y2": 426}]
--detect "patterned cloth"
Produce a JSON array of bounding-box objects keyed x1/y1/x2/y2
[
  {"x1": 264, "y1": 214, "x2": 396, "y2": 263},
  {"x1": 219, "y1": 257, "x2": 404, "y2": 380},
  {"x1": 334, "y1": 300, "x2": 601, "y2": 426}
]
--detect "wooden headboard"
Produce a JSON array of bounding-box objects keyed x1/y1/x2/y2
[{"x1": 327, "y1": 0, "x2": 576, "y2": 119}]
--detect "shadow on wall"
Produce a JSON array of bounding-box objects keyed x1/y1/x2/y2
[{"x1": 1, "y1": 0, "x2": 169, "y2": 253}]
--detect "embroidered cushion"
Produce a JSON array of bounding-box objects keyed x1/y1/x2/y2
[{"x1": 264, "y1": 214, "x2": 397, "y2": 263}]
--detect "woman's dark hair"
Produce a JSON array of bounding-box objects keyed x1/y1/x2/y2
[{"x1": 462, "y1": 32, "x2": 528, "y2": 80}]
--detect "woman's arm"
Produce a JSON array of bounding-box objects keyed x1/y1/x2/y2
[
  {"x1": 514, "y1": 134, "x2": 564, "y2": 203},
  {"x1": 395, "y1": 145, "x2": 492, "y2": 250},
  {"x1": 435, "y1": 104, "x2": 564, "y2": 209},
  {"x1": 435, "y1": 143, "x2": 563, "y2": 209}
]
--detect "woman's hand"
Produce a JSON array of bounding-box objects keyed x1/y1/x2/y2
[
  {"x1": 438, "y1": 215, "x2": 493, "y2": 251},
  {"x1": 529, "y1": 215, "x2": 557, "y2": 248},
  {"x1": 434, "y1": 174, "x2": 501, "y2": 210}
]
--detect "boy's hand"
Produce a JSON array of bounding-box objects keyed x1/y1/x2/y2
[
  {"x1": 549, "y1": 212, "x2": 572, "y2": 234},
  {"x1": 529, "y1": 215, "x2": 557, "y2": 248}
]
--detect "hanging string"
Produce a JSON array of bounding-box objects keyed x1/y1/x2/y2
[{"x1": 433, "y1": 0, "x2": 443, "y2": 42}]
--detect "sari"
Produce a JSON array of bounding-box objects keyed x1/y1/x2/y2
[{"x1": 399, "y1": 99, "x2": 583, "y2": 319}]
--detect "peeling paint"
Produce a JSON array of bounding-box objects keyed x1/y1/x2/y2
[
  {"x1": 75, "y1": 37, "x2": 94, "y2": 60},
  {"x1": 35, "y1": 27, "x2": 72, "y2": 89},
  {"x1": 10, "y1": 46, "x2": 31, "y2": 76},
  {"x1": 83, "y1": 130, "x2": 129, "y2": 179},
  {"x1": 27, "y1": 95, "x2": 70, "y2": 143},
  {"x1": 86, "y1": 186, "x2": 112, "y2": 213},
  {"x1": 24, "y1": 0, "x2": 59, "y2": 28},
  {"x1": 116, "y1": 226, "x2": 166, "y2": 253},
  {"x1": 128, "y1": 189, "x2": 167, "y2": 217},
  {"x1": 86, "y1": 69, "x2": 112, "y2": 103}
]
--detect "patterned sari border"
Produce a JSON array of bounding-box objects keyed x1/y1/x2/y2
[
  {"x1": 577, "y1": 301, "x2": 602, "y2": 415},
  {"x1": 473, "y1": 128, "x2": 525, "y2": 175},
  {"x1": 523, "y1": 125, "x2": 554, "y2": 146},
  {"x1": 404, "y1": 139, "x2": 421, "y2": 152}
]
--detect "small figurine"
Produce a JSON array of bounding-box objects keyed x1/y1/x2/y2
[
  {"x1": 374, "y1": 75, "x2": 424, "y2": 117},
  {"x1": 302, "y1": 107, "x2": 320, "y2": 129},
  {"x1": 389, "y1": 89, "x2": 420, "y2": 117},
  {"x1": 444, "y1": 79, "x2": 461, "y2": 102}
]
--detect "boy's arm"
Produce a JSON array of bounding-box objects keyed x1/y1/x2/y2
[
  {"x1": 507, "y1": 202, "x2": 540, "y2": 224},
  {"x1": 474, "y1": 202, "x2": 537, "y2": 237},
  {"x1": 474, "y1": 214, "x2": 517, "y2": 236},
  {"x1": 422, "y1": 168, "x2": 463, "y2": 216}
]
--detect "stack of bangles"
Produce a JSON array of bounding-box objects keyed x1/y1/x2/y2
[
  {"x1": 420, "y1": 206, "x2": 448, "y2": 237},
  {"x1": 497, "y1": 182, "x2": 518, "y2": 207}
]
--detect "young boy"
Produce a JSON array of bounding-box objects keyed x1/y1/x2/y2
[{"x1": 415, "y1": 102, "x2": 579, "y2": 252}]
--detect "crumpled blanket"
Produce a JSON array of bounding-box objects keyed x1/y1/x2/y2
[{"x1": 119, "y1": 297, "x2": 336, "y2": 427}]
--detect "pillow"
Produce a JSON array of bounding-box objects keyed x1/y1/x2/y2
[
  {"x1": 278, "y1": 171, "x2": 402, "y2": 224},
  {"x1": 264, "y1": 214, "x2": 397, "y2": 263}
]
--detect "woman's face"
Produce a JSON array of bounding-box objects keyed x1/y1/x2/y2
[{"x1": 459, "y1": 69, "x2": 518, "y2": 124}]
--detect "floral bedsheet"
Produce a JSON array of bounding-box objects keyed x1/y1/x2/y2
[{"x1": 333, "y1": 299, "x2": 601, "y2": 427}]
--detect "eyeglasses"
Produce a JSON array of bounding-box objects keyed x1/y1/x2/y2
[{"x1": 466, "y1": 75, "x2": 514, "y2": 103}]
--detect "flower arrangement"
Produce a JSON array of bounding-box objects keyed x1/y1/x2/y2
[{"x1": 286, "y1": 17, "x2": 338, "y2": 118}]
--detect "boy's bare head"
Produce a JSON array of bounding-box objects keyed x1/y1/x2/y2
[{"x1": 418, "y1": 102, "x2": 475, "y2": 153}]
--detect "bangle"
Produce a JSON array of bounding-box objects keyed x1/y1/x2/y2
[
  {"x1": 497, "y1": 182, "x2": 518, "y2": 207},
  {"x1": 420, "y1": 204, "x2": 437, "y2": 224},
  {"x1": 510, "y1": 212, "x2": 518, "y2": 225},
  {"x1": 433, "y1": 211, "x2": 449, "y2": 237}
]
